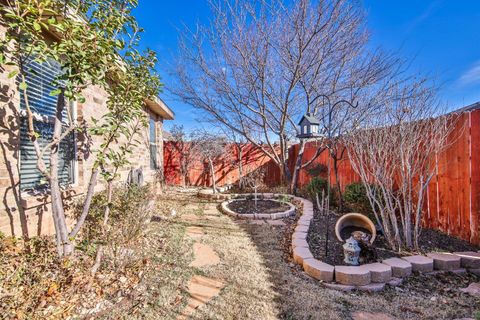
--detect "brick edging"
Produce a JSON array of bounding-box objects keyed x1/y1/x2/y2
[
  {"x1": 219, "y1": 193, "x2": 296, "y2": 220},
  {"x1": 291, "y1": 196, "x2": 480, "y2": 291}
]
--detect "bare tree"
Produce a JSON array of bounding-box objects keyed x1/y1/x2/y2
[
  {"x1": 193, "y1": 131, "x2": 228, "y2": 193},
  {"x1": 169, "y1": 125, "x2": 200, "y2": 187},
  {"x1": 170, "y1": 0, "x2": 399, "y2": 193},
  {"x1": 345, "y1": 79, "x2": 455, "y2": 251}
]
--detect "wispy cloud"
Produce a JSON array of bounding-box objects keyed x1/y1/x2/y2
[
  {"x1": 405, "y1": 0, "x2": 444, "y2": 34},
  {"x1": 458, "y1": 61, "x2": 480, "y2": 86}
]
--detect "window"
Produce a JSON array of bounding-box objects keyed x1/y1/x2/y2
[
  {"x1": 149, "y1": 116, "x2": 159, "y2": 170},
  {"x1": 18, "y1": 57, "x2": 76, "y2": 191},
  {"x1": 303, "y1": 125, "x2": 307, "y2": 134},
  {"x1": 311, "y1": 125, "x2": 318, "y2": 134}
]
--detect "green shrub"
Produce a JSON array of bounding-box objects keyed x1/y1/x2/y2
[
  {"x1": 343, "y1": 182, "x2": 375, "y2": 214},
  {"x1": 306, "y1": 177, "x2": 328, "y2": 197}
]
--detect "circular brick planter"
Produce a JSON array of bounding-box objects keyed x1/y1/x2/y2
[
  {"x1": 291, "y1": 195, "x2": 480, "y2": 292},
  {"x1": 220, "y1": 193, "x2": 296, "y2": 220}
]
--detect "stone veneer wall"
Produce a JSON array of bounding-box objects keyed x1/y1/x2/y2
[{"x1": 0, "y1": 27, "x2": 165, "y2": 238}]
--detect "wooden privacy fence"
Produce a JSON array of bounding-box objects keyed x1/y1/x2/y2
[{"x1": 164, "y1": 108, "x2": 480, "y2": 244}]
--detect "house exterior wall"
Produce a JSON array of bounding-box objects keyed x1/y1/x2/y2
[{"x1": 0, "y1": 31, "x2": 165, "y2": 238}]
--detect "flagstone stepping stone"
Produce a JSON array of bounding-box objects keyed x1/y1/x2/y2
[
  {"x1": 351, "y1": 311, "x2": 396, "y2": 320},
  {"x1": 382, "y1": 258, "x2": 412, "y2": 278},
  {"x1": 335, "y1": 266, "x2": 371, "y2": 286},
  {"x1": 266, "y1": 220, "x2": 286, "y2": 226},
  {"x1": 189, "y1": 243, "x2": 220, "y2": 268},
  {"x1": 401, "y1": 255, "x2": 434, "y2": 273},
  {"x1": 363, "y1": 263, "x2": 392, "y2": 283},
  {"x1": 453, "y1": 251, "x2": 480, "y2": 269},
  {"x1": 179, "y1": 275, "x2": 225, "y2": 319},
  {"x1": 182, "y1": 213, "x2": 199, "y2": 222},
  {"x1": 295, "y1": 224, "x2": 309, "y2": 233},
  {"x1": 186, "y1": 226, "x2": 204, "y2": 239},
  {"x1": 292, "y1": 231, "x2": 307, "y2": 240},
  {"x1": 427, "y1": 252, "x2": 461, "y2": 271},
  {"x1": 303, "y1": 258, "x2": 334, "y2": 282}
]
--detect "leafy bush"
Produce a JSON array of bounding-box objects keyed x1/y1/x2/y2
[
  {"x1": 343, "y1": 182, "x2": 374, "y2": 214},
  {"x1": 305, "y1": 177, "x2": 328, "y2": 197},
  {"x1": 74, "y1": 184, "x2": 154, "y2": 259}
]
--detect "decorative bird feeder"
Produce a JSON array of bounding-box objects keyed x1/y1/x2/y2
[
  {"x1": 343, "y1": 236, "x2": 361, "y2": 266},
  {"x1": 297, "y1": 113, "x2": 321, "y2": 139}
]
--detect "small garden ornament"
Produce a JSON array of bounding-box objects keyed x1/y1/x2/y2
[{"x1": 343, "y1": 236, "x2": 361, "y2": 266}]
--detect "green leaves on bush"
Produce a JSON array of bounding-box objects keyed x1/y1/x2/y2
[{"x1": 306, "y1": 177, "x2": 328, "y2": 197}]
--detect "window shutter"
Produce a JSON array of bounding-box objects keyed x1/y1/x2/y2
[{"x1": 18, "y1": 58, "x2": 75, "y2": 191}]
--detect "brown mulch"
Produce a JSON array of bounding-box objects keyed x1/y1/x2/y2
[
  {"x1": 307, "y1": 209, "x2": 480, "y2": 266},
  {"x1": 226, "y1": 199, "x2": 291, "y2": 215}
]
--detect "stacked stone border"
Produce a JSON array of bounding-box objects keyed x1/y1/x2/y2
[
  {"x1": 291, "y1": 196, "x2": 480, "y2": 292},
  {"x1": 220, "y1": 194, "x2": 296, "y2": 220}
]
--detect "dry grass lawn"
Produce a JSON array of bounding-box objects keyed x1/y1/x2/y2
[{"x1": 105, "y1": 188, "x2": 480, "y2": 320}]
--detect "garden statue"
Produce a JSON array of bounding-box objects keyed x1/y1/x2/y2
[{"x1": 343, "y1": 236, "x2": 361, "y2": 266}]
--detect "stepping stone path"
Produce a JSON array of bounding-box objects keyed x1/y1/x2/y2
[
  {"x1": 185, "y1": 226, "x2": 204, "y2": 239},
  {"x1": 178, "y1": 200, "x2": 225, "y2": 318},
  {"x1": 190, "y1": 243, "x2": 221, "y2": 267},
  {"x1": 178, "y1": 276, "x2": 225, "y2": 319}
]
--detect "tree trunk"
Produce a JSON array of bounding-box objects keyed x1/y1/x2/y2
[
  {"x1": 69, "y1": 168, "x2": 99, "y2": 238},
  {"x1": 238, "y1": 144, "x2": 244, "y2": 190},
  {"x1": 332, "y1": 155, "x2": 344, "y2": 212},
  {"x1": 290, "y1": 140, "x2": 306, "y2": 194},
  {"x1": 208, "y1": 157, "x2": 216, "y2": 193},
  {"x1": 50, "y1": 93, "x2": 72, "y2": 256}
]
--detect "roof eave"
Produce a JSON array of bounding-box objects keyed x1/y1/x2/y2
[{"x1": 145, "y1": 97, "x2": 175, "y2": 120}]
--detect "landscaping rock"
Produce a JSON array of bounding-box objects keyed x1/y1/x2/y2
[
  {"x1": 363, "y1": 263, "x2": 392, "y2": 283},
  {"x1": 469, "y1": 268, "x2": 480, "y2": 277},
  {"x1": 351, "y1": 311, "x2": 395, "y2": 320},
  {"x1": 453, "y1": 251, "x2": 480, "y2": 269},
  {"x1": 427, "y1": 252, "x2": 461, "y2": 271},
  {"x1": 293, "y1": 247, "x2": 314, "y2": 265},
  {"x1": 401, "y1": 255, "x2": 434, "y2": 273},
  {"x1": 451, "y1": 268, "x2": 467, "y2": 275},
  {"x1": 382, "y1": 258, "x2": 412, "y2": 278},
  {"x1": 356, "y1": 282, "x2": 386, "y2": 292},
  {"x1": 335, "y1": 266, "x2": 371, "y2": 286},
  {"x1": 459, "y1": 282, "x2": 480, "y2": 297},
  {"x1": 303, "y1": 258, "x2": 334, "y2": 282},
  {"x1": 323, "y1": 283, "x2": 355, "y2": 292},
  {"x1": 387, "y1": 277, "x2": 403, "y2": 287}
]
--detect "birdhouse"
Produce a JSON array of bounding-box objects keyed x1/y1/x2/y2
[{"x1": 297, "y1": 113, "x2": 321, "y2": 139}]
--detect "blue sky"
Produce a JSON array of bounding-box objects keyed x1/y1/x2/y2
[{"x1": 133, "y1": 1, "x2": 480, "y2": 132}]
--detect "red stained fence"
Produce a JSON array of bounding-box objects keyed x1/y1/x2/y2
[{"x1": 164, "y1": 109, "x2": 480, "y2": 244}]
